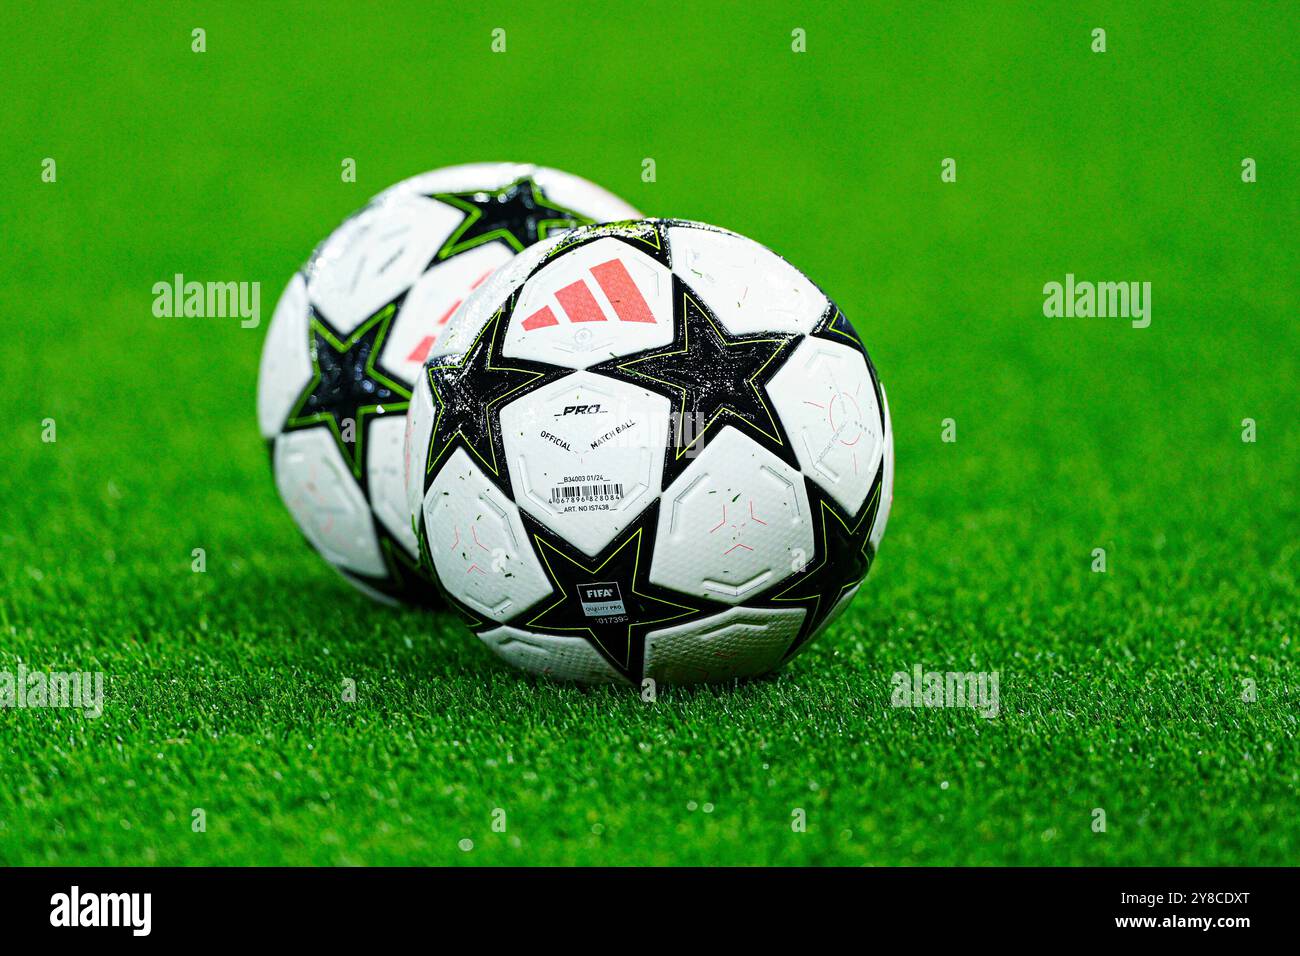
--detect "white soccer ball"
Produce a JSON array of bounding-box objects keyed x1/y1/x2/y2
[
  {"x1": 257, "y1": 163, "x2": 639, "y2": 604},
  {"x1": 406, "y1": 219, "x2": 893, "y2": 682}
]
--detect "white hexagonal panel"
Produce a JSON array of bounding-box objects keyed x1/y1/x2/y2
[
  {"x1": 766, "y1": 336, "x2": 884, "y2": 514},
  {"x1": 274, "y1": 429, "x2": 385, "y2": 577},
  {"x1": 367, "y1": 415, "x2": 418, "y2": 557},
  {"x1": 500, "y1": 371, "x2": 670, "y2": 557},
  {"x1": 304, "y1": 192, "x2": 462, "y2": 334},
  {"x1": 257, "y1": 273, "x2": 312, "y2": 438},
  {"x1": 477, "y1": 626, "x2": 627, "y2": 683},
  {"x1": 383, "y1": 242, "x2": 512, "y2": 385},
  {"x1": 667, "y1": 223, "x2": 828, "y2": 336},
  {"x1": 870, "y1": 385, "x2": 894, "y2": 552},
  {"x1": 503, "y1": 237, "x2": 674, "y2": 369},
  {"x1": 421, "y1": 448, "x2": 551, "y2": 622},
  {"x1": 651, "y1": 427, "x2": 813, "y2": 604},
  {"x1": 643, "y1": 605, "x2": 807, "y2": 684}
]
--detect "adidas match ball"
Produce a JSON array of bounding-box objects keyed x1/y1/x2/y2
[
  {"x1": 257, "y1": 164, "x2": 639, "y2": 605},
  {"x1": 406, "y1": 219, "x2": 893, "y2": 683}
]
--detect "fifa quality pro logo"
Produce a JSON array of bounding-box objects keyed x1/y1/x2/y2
[{"x1": 578, "y1": 582, "x2": 626, "y2": 618}]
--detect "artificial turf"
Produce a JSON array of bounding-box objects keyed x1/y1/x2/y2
[{"x1": 1, "y1": 2, "x2": 1296, "y2": 866}]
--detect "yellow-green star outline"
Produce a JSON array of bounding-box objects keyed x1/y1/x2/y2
[
  {"x1": 432, "y1": 178, "x2": 594, "y2": 260},
  {"x1": 608, "y1": 289, "x2": 795, "y2": 460},
  {"x1": 822, "y1": 309, "x2": 859, "y2": 347},
  {"x1": 422, "y1": 309, "x2": 544, "y2": 483},
  {"x1": 285, "y1": 302, "x2": 409, "y2": 480},
  {"x1": 525, "y1": 527, "x2": 697, "y2": 672},
  {"x1": 547, "y1": 219, "x2": 663, "y2": 260},
  {"x1": 772, "y1": 479, "x2": 882, "y2": 652}
]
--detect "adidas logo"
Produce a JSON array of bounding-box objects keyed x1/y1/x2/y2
[{"x1": 522, "y1": 259, "x2": 656, "y2": 332}]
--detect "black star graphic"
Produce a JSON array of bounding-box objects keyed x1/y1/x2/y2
[
  {"x1": 768, "y1": 470, "x2": 883, "y2": 658},
  {"x1": 284, "y1": 301, "x2": 409, "y2": 479},
  {"x1": 813, "y1": 307, "x2": 863, "y2": 353},
  {"x1": 429, "y1": 177, "x2": 593, "y2": 261},
  {"x1": 593, "y1": 279, "x2": 799, "y2": 487},
  {"x1": 518, "y1": 506, "x2": 703, "y2": 681},
  {"x1": 421, "y1": 310, "x2": 554, "y2": 495}
]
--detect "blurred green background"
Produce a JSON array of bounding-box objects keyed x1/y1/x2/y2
[{"x1": 0, "y1": 1, "x2": 1295, "y2": 864}]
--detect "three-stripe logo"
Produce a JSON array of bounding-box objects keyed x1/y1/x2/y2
[{"x1": 521, "y1": 259, "x2": 657, "y2": 332}]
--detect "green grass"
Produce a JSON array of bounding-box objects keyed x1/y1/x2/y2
[{"x1": 1, "y1": 1, "x2": 1296, "y2": 865}]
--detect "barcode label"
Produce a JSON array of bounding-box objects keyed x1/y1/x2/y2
[{"x1": 550, "y1": 482, "x2": 624, "y2": 504}]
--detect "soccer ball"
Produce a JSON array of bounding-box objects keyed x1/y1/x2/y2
[
  {"x1": 406, "y1": 219, "x2": 893, "y2": 683},
  {"x1": 257, "y1": 164, "x2": 640, "y2": 605}
]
